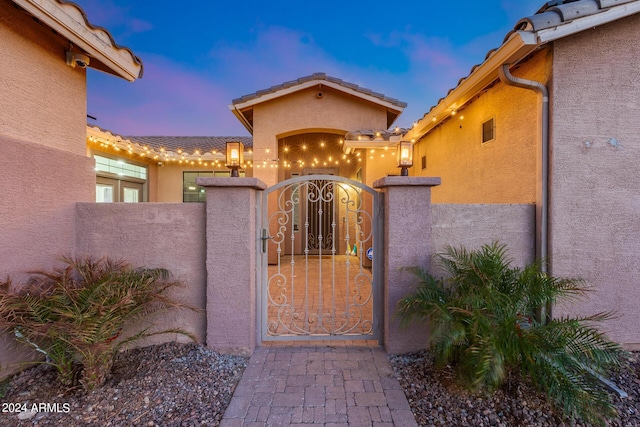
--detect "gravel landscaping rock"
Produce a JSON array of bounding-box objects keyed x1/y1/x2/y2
[
  {"x1": 3, "y1": 341, "x2": 637, "y2": 427},
  {"x1": 389, "y1": 350, "x2": 640, "y2": 427},
  {"x1": 1, "y1": 342, "x2": 247, "y2": 427}
]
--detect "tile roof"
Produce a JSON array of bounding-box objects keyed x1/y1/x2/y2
[
  {"x1": 411, "y1": 0, "x2": 639, "y2": 129},
  {"x1": 519, "y1": 0, "x2": 634, "y2": 32},
  {"x1": 344, "y1": 129, "x2": 409, "y2": 142},
  {"x1": 87, "y1": 125, "x2": 253, "y2": 162},
  {"x1": 12, "y1": 0, "x2": 143, "y2": 80},
  {"x1": 128, "y1": 136, "x2": 253, "y2": 153},
  {"x1": 231, "y1": 72, "x2": 407, "y2": 109},
  {"x1": 55, "y1": 0, "x2": 143, "y2": 78}
]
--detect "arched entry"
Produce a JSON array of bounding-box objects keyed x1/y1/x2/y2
[{"x1": 258, "y1": 175, "x2": 382, "y2": 342}]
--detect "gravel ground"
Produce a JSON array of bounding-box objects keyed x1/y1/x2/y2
[
  {"x1": 2, "y1": 342, "x2": 637, "y2": 427},
  {"x1": 0, "y1": 342, "x2": 247, "y2": 427},
  {"x1": 389, "y1": 350, "x2": 640, "y2": 427}
]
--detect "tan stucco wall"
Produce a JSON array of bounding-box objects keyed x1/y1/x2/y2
[
  {"x1": 550, "y1": 13, "x2": 640, "y2": 348},
  {"x1": 361, "y1": 154, "x2": 401, "y2": 188},
  {"x1": 251, "y1": 86, "x2": 390, "y2": 186},
  {"x1": 75, "y1": 203, "x2": 207, "y2": 345},
  {"x1": 157, "y1": 166, "x2": 188, "y2": 202},
  {"x1": 413, "y1": 50, "x2": 551, "y2": 204},
  {"x1": 0, "y1": 0, "x2": 87, "y2": 156}
]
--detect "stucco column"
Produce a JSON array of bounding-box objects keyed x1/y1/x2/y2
[
  {"x1": 196, "y1": 177, "x2": 267, "y2": 355},
  {"x1": 373, "y1": 176, "x2": 441, "y2": 354}
]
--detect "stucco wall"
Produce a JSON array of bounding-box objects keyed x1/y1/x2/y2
[
  {"x1": 252, "y1": 86, "x2": 390, "y2": 186},
  {"x1": 362, "y1": 154, "x2": 402, "y2": 188},
  {"x1": 414, "y1": 50, "x2": 551, "y2": 204},
  {"x1": 155, "y1": 165, "x2": 186, "y2": 202},
  {"x1": 431, "y1": 204, "x2": 535, "y2": 275},
  {"x1": 550, "y1": 13, "x2": 640, "y2": 348},
  {"x1": 0, "y1": 135, "x2": 95, "y2": 379},
  {"x1": 0, "y1": 0, "x2": 87, "y2": 155},
  {"x1": 75, "y1": 203, "x2": 207, "y2": 346}
]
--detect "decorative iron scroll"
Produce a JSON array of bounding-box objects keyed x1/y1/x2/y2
[{"x1": 264, "y1": 177, "x2": 376, "y2": 337}]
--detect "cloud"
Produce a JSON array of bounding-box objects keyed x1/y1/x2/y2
[
  {"x1": 128, "y1": 18, "x2": 153, "y2": 34},
  {"x1": 76, "y1": 0, "x2": 153, "y2": 40},
  {"x1": 85, "y1": 0, "x2": 538, "y2": 136},
  {"x1": 208, "y1": 25, "x2": 343, "y2": 92},
  {"x1": 87, "y1": 54, "x2": 246, "y2": 136},
  {"x1": 360, "y1": 30, "x2": 485, "y2": 123}
]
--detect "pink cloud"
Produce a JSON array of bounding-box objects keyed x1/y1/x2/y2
[{"x1": 87, "y1": 54, "x2": 246, "y2": 136}]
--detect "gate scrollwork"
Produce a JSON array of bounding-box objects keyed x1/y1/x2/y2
[{"x1": 262, "y1": 176, "x2": 379, "y2": 339}]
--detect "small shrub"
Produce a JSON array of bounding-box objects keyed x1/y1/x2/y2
[
  {"x1": 0, "y1": 256, "x2": 196, "y2": 391},
  {"x1": 397, "y1": 242, "x2": 628, "y2": 426},
  {"x1": 0, "y1": 378, "x2": 8, "y2": 399}
]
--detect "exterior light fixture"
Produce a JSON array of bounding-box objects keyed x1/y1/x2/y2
[
  {"x1": 397, "y1": 140, "x2": 414, "y2": 176},
  {"x1": 226, "y1": 141, "x2": 244, "y2": 177}
]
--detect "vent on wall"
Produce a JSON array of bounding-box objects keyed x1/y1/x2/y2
[{"x1": 482, "y1": 118, "x2": 495, "y2": 144}]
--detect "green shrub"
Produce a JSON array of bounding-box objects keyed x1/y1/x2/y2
[
  {"x1": 0, "y1": 256, "x2": 196, "y2": 391},
  {"x1": 397, "y1": 242, "x2": 627, "y2": 426}
]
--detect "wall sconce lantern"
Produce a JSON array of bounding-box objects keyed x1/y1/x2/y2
[
  {"x1": 397, "y1": 140, "x2": 414, "y2": 176},
  {"x1": 226, "y1": 141, "x2": 244, "y2": 177}
]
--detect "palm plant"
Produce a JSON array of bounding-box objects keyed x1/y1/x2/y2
[
  {"x1": 0, "y1": 256, "x2": 196, "y2": 391},
  {"x1": 397, "y1": 242, "x2": 627, "y2": 426}
]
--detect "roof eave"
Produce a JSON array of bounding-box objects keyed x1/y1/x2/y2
[
  {"x1": 228, "y1": 104, "x2": 254, "y2": 135},
  {"x1": 13, "y1": 0, "x2": 142, "y2": 81},
  {"x1": 406, "y1": 1, "x2": 640, "y2": 142},
  {"x1": 231, "y1": 79, "x2": 406, "y2": 114},
  {"x1": 535, "y1": 0, "x2": 640, "y2": 43},
  {"x1": 405, "y1": 31, "x2": 538, "y2": 142}
]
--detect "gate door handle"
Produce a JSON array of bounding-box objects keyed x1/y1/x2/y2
[{"x1": 261, "y1": 229, "x2": 272, "y2": 253}]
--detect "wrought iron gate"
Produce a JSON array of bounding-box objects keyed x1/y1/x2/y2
[{"x1": 258, "y1": 175, "x2": 382, "y2": 341}]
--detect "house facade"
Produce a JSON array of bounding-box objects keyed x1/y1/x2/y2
[
  {"x1": 3, "y1": 0, "x2": 640, "y2": 380},
  {"x1": 85, "y1": 72, "x2": 408, "y2": 205},
  {"x1": 404, "y1": 0, "x2": 640, "y2": 347},
  {"x1": 0, "y1": 0, "x2": 142, "y2": 377}
]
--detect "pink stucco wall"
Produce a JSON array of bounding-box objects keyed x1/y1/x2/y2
[
  {"x1": 75, "y1": 203, "x2": 207, "y2": 345},
  {"x1": 198, "y1": 177, "x2": 265, "y2": 355},
  {"x1": 0, "y1": 136, "x2": 95, "y2": 378},
  {"x1": 0, "y1": 1, "x2": 92, "y2": 378},
  {"x1": 374, "y1": 177, "x2": 441, "y2": 354},
  {"x1": 550, "y1": 13, "x2": 640, "y2": 348},
  {"x1": 431, "y1": 204, "x2": 535, "y2": 275},
  {"x1": 0, "y1": 0, "x2": 87, "y2": 155}
]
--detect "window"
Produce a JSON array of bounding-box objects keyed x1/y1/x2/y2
[
  {"x1": 482, "y1": 118, "x2": 495, "y2": 144},
  {"x1": 94, "y1": 155, "x2": 147, "y2": 202},
  {"x1": 183, "y1": 171, "x2": 247, "y2": 202},
  {"x1": 95, "y1": 155, "x2": 146, "y2": 179},
  {"x1": 421, "y1": 155, "x2": 427, "y2": 170},
  {"x1": 183, "y1": 171, "x2": 213, "y2": 202},
  {"x1": 96, "y1": 184, "x2": 113, "y2": 203},
  {"x1": 123, "y1": 187, "x2": 140, "y2": 203}
]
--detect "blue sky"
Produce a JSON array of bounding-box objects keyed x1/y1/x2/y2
[{"x1": 74, "y1": 0, "x2": 542, "y2": 136}]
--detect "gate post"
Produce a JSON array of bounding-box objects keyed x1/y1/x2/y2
[
  {"x1": 373, "y1": 176, "x2": 441, "y2": 354},
  {"x1": 197, "y1": 177, "x2": 267, "y2": 355}
]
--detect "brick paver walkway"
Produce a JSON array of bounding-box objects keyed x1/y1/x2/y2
[{"x1": 220, "y1": 345, "x2": 417, "y2": 427}]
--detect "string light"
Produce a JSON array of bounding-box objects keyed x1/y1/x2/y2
[{"x1": 88, "y1": 132, "x2": 403, "y2": 173}]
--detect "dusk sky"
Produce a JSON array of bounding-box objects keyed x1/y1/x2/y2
[{"x1": 74, "y1": 1, "x2": 543, "y2": 137}]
